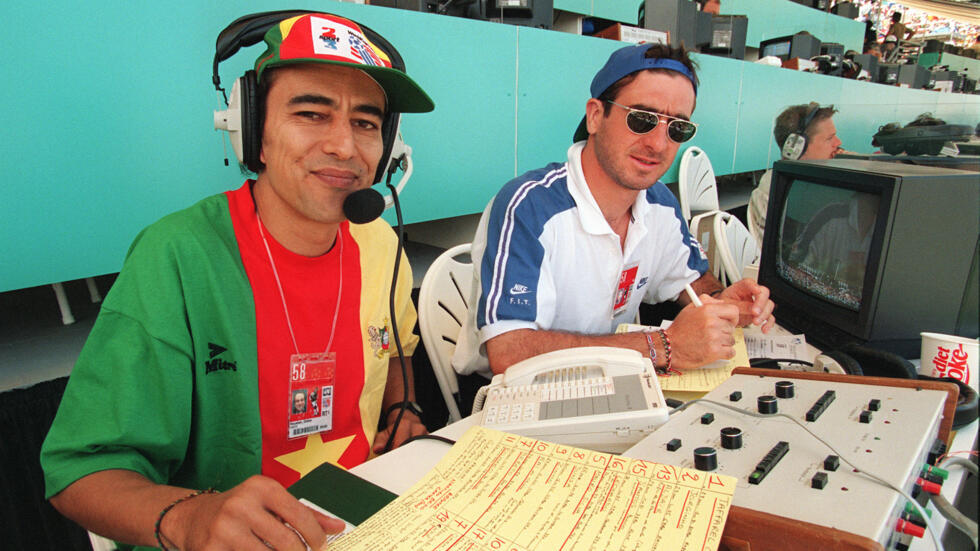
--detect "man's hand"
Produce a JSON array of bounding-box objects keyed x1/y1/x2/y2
[
  {"x1": 666, "y1": 295, "x2": 740, "y2": 370},
  {"x1": 718, "y1": 279, "x2": 775, "y2": 332},
  {"x1": 166, "y1": 475, "x2": 344, "y2": 550},
  {"x1": 372, "y1": 409, "x2": 427, "y2": 454}
]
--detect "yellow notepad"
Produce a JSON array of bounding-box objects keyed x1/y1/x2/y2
[
  {"x1": 329, "y1": 426, "x2": 737, "y2": 551},
  {"x1": 616, "y1": 324, "x2": 749, "y2": 393}
]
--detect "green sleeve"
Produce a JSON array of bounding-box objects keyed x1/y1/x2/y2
[
  {"x1": 41, "y1": 193, "x2": 261, "y2": 499},
  {"x1": 41, "y1": 225, "x2": 196, "y2": 498}
]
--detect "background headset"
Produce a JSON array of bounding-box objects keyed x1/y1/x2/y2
[
  {"x1": 781, "y1": 102, "x2": 822, "y2": 161},
  {"x1": 212, "y1": 10, "x2": 407, "y2": 188}
]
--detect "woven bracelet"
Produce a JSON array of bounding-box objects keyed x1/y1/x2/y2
[
  {"x1": 154, "y1": 487, "x2": 217, "y2": 550},
  {"x1": 643, "y1": 331, "x2": 658, "y2": 368},
  {"x1": 657, "y1": 329, "x2": 673, "y2": 374}
]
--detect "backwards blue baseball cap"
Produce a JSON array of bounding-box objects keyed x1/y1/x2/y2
[{"x1": 573, "y1": 44, "x2": 699, "y2": 142}]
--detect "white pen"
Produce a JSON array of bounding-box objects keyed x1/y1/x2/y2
[{"x1": 684, "y1": 283, "x2": 703, "y2": 307}]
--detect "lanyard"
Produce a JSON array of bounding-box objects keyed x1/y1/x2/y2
[{"x1": 256, "y1": 216, "x2": 344, "y2": 355}]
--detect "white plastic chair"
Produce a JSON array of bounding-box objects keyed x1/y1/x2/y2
[
  {"x1": 417, "y1": 243, "x2": 472, "y2": 423},
  {"x1": 688, "y1": 211, "x2": 724, "y2": 281},
  {"x1": 678, "y1": 146, "x2": 720, "y2": 221},
  {"x1": 746, "y1": 200, "x2": 762, "y2": 245},
  {"x1": 713, "y1": 212, "x2": 760, "y2": 287}
]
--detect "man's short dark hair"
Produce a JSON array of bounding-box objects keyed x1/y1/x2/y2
[
  {"x1": 773, "y1": 103, "x2": 837, "y2": 149},
  {"x1": 597, "y1": 44, "x2": 700, "y2": 116}
]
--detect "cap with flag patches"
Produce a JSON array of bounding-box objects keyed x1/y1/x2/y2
[{"x1": 254, "y1": 13, "x2": 433, "y2": 113}]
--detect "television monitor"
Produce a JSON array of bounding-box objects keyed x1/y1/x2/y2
[
  {"x1": 850, "y1": 53, "x2": 879, "y2": 82},
  {"x1": 820, "y1": 42, "x2": 844, "y2": 57},
  {"x1": 759, "y1": 32, "x2": 821, "y2": 61},
  {"x1": 643, "y1": 0, "x2": 698, "y2": 48},
  {"x1": 485, "y1": 0, "x2": 552, "y2": 28},
  {"x1": 758, "y1": 159, "x2": 979, "y2": 358},
  {"x1": 701, "y1": 15, "x2": 747, "y2": 60}
]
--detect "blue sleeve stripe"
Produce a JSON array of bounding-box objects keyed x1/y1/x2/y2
[{"x1": 484, "y1": 166, "x2": 569, "y2": 326}]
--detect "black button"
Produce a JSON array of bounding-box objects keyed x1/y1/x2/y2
[
  {"x1": 729, "y1": 391, "x2": 742, "y2": 401},
  {"x1": 701, "y1": 413, "x2": 715, "y2": 425},
  {"x1": 775, "y1": 381, "x2": 795, "y2": 399},
  {"x1": 811, "y1": 472, "x2": 829, "y2": 489},
  {"x1": 667, "y1": 438, "x2": 682, "y2": 451},
  {"x1": 859, "y1": 410, "x2": 873, "y2": 423},
  {"x1": 868, "y1": 399, "x2": 881, "y2": 411},
  {"x1": 824, "y1": 455, "x2": 840, "y2": 471}
]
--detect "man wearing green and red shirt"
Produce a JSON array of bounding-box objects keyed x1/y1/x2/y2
[{"x1": 40, "y1": 12, "x2": 433, "y2": 550}]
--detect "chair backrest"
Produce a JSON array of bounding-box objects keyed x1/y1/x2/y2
[
  {"x1": 417, "y1": 243, "x2": 472, "y2": 423},
  {"x1": 714, "y1": 212, "x2": 760, "y2": 286},
  {"x1": 688, "y1": 210, "x2": 724, "y2": 280},
  {"x1": 678, "y1": 146, "x2": 720, "y2": 221},
  {"x1": 746, "y1": 199, "x2": 762, "y2": 245}
]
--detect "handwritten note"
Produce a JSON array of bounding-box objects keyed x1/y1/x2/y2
[
  {"x1": 328, "y1": 427, "x2": 736, "y2": 551},
  {"x1": 616, "y1": 325, "x2": 749, "y2": 393}
]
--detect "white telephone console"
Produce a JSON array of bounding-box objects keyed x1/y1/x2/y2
[{"x1": 476, "y1": 347, "x2": 670, "y2": 453}]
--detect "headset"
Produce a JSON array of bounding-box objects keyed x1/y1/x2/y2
[
  {"x1": 781, "y1": 102, "x2": 822, "y2": 160},
  {"x1": 211, "y1": 10, "x2": 409, "y2": 189},
  {"x1": 212, "y1": 11, "x2": 423, "y2": 451}
]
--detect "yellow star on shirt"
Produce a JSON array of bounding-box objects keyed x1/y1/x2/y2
[{"x1": 275, "y1": 434, "x2": 355, "y2": 478}]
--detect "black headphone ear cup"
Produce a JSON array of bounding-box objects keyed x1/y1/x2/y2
[
  {"x1": 241, "y1": 70, "x2": 262, "y2": 173},
  {"x1": 822, "y1": 350, "x2": 864, "y2": 375},
  {"x1": 917, "y1": 375, "x2": 980, "y2": 429},
  {"x1": 839, "y1": 343, "x2": 918, "y2": 379}
]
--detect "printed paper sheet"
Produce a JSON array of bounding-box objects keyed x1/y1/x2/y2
[{"x1": 328, "y1": 426, "x2": 736, "y2": 551}]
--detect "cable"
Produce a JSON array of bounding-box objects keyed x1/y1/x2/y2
[
  {"x1": 940, "y1": 455, "x2": 979, "y2": 476},
  {"x1": 748, "y1": 357, "x2": 814, "y2": 369},
  {"x1": 929, "y1": 493, "x2": 978, "y2": 548},
  {"x1": 402, "y1": 434, "x2": 457, "y2": 447},
  {"x1": 672, "y1": 398, "x2": 946, "y2": 551},
  {"x1": 934, "y1": 455, "x2": 979, "y2": 547},
  {"x1": 382, "y1": 169, "x2": 409, "y2": 454}
]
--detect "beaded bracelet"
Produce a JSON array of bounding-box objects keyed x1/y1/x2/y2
[
  {"x1": 643, "y1": 331, "x2": 658, "y2": 367},
  {"x1": 154, "y1": 488, "x2": 217, "y2": 550},
  {"x1": 657, "y1": 329, "x2": 675, "y2": 375}
]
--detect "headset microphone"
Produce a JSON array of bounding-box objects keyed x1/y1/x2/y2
[{"x1": 343, "y1": 188, "x2": 386, "y2": 224}]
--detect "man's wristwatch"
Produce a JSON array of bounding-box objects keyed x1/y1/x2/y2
[{"x1": 384, "y1": 401, "x2": 423, "y2": 421}]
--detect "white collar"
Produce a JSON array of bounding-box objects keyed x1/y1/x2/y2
[{"x1": 565, "y1": 141, "x2": 649, "y2": 240}]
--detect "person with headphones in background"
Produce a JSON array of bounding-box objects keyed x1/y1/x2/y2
[
  {"x1": 40, "y1": 11, "x2": 433, "y2": 550},
  {"x1": 452, "y1": 44, "x2": 775, "y2": 398},
  {"x1": 748, "y1": 102, "x2": 843, "y2": 242}
]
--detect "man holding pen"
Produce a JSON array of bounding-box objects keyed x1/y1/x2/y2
[{"x1": 453, "y1": 44, "x2": 775, "y2": 387}]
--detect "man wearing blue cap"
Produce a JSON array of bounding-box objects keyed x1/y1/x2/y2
[{"x1": 454, "y1": 43, "x2": 775, "y2": 383}]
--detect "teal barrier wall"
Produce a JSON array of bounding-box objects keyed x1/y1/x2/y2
[
  {"x1": 555, "y1": 0, "x2": 640, "y2": 23},
  {"x1": 1, "y1": 0, "x2": 978, "y2": 292},
  {"x1": 723, "y1": 0, "x2": 865, "y2": 52}
]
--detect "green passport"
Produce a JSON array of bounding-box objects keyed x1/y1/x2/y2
[{"x1": 288, "y1": 462, "x2": 398, "y2": 525}]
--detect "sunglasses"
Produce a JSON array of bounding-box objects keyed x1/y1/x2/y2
[{"x1": 606, "y1": 100, "x2": 698, "y2": 143}]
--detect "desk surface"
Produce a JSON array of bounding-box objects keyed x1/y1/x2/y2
[{"x1": 352, "y1": 403, "x2": 977, "y2": 550}]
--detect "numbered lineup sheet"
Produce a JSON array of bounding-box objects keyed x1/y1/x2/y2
[{"x1": 328, "y1": 427, "x2": 736, "y2": 551}]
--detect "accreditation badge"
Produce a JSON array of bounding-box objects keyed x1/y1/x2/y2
[
  {"x1": 613, "y1": 263, "x2": 639, "y2": 316},
  {"x1": 287, "y1": 352, "x2": 336, "y2": 439}
]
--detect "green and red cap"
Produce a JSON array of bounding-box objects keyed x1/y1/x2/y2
[{"x1": 255, "y1": 13, "x2": 434, "y2": 113}]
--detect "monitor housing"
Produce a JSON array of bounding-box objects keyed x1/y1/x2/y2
[
  {"x1": 758, "y1": 159, "x2": 979, "y2": 358},
  {"x1": 760, "y1": 32, "x2": 821, "y2": 61}
]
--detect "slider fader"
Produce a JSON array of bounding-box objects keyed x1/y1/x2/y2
[{"x1": 624, "y1": 371, "x2": 951, "y2": 550}]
